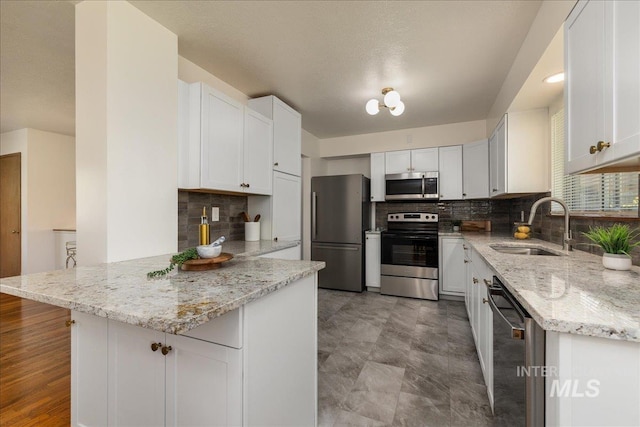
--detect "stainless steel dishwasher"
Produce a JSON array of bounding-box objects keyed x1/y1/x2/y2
[{"x1": 488, "y1": 276, "x2": 545, "y2": 426}]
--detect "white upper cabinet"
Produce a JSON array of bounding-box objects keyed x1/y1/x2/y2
[
  {"x1": 244, "y1": 108, "x2": 274, "y2": 195},
  {"x1": 370, "y1": 152, "x2": 386, "y2": 201},
  {"x1": 463, "y1": 139, "x2": 489, "y2": 199},
  {"x1": 489, "y1": 110, "x2": 549, "y2": 197},
  {"x1": 438, "y1": 145, "x2": 463, "y2": 200},
  {"x1": 249, "y1": 95, "x2": 302, "y2": 177},
  {"x1": 385, "y1": 148, "x2": 438, "y2": 174},
  {"x1": 565, "y1": 0, "x2": 640, "y2": 174},
  {"x1": 178, "y1": 82, "x2": 273, "y2": 195}
]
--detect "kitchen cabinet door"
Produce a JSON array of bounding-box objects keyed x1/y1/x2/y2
[
  {"x1": 440, "y1": 237, "x2": 465, "y2": 295},
  {"x1": 244, "y1": 108, "x2": 273, "y2": 195},
  {"x1": 385, "y1": 150, "x2": 412, "y2": 174},
  {"x1": 365, "y1": 232, "x2": 381, "y2": 289},
  {"x1": 107, "y1": 320, "x2": 165, "y2": 427},
  {"x1": 370, "y1": 152, "x2": 386, "y2": 201},
  {"x1": 565, "y1": 0, "x2": 640, "y2": 173},
  {"x1": 272, "y1": 172, "x2": 301, "y2": 242},
  {"x1": 411, "y1": 148, "x2": 439, "y2": 172},
  {"x1": 201, "y1": 85, "x2": 245, "y2": 192},
  {"x1": 438, "y1": 146, "x2": 463, "y2": 200},
  {"x1": 249, "y1": 95, "x2": 302, "y2": 177},
  {"x1": 71, "y1": 311, "x2": 108, "y2": 427},
  {"x1": 165, "y1": 334, "x2": 242, "y2": 427},
  {"x1": 489, "y1": 115, "x2": 507, "y2": 197},
  {"x1": 462, "y1": 139, "x2": 489, "y2": 199},
  {"x1": 565, "y1": 0, "x2": 604, "y2": 173}
]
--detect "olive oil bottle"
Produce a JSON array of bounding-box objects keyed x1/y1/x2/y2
[{"x1": 199, "y1": 206, "x2": 210, "y2": 245}]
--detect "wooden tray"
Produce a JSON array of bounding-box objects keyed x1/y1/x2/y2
[{"x1": 180, "y1": 253, "x2": 233, "y2": 271}]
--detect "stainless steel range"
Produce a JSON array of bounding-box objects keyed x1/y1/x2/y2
[{"x1": 380, "y1": 213, "x2": 439, "y2": 300}]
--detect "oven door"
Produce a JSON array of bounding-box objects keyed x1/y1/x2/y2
[
  {"x1": 385, "y1": 173, "x2": 424, "y2": 200},
  {"x1": 380, "y1": 232, "x2": 438, "y2": 279}
]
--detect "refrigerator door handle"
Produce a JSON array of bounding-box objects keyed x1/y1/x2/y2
[
  {"x1": 312, "y1": 192, "x2": 317, "y2": 240},
  {"x1": 313, "y1": 244, "x2": 359, "y2": 251}
]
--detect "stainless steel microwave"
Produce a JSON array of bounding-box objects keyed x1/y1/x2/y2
[{"x1": 385, "y1": 172, "x2": 439, "y2": 201}]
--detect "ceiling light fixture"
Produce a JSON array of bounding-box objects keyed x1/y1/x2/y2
[
  {"x1": 366, "y1": 88, "x2": 405, "y2": 116},
  {"x1": 543, "y1": 72, "x2": 565, "y2": 84}
]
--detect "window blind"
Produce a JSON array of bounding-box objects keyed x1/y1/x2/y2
[{"x1": 551, "y1": 108, "x2": 639, "y2": 216}]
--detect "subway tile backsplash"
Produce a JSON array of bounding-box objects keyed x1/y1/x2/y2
[
  {"x1": 375, "y1": 192, "x2": 639, "y2": 266},
  {"x1": 178, "y1": 191, "x2": 247, "y2": 251}
]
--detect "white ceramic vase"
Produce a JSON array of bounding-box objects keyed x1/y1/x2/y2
[{"x1": 602, "y1": 253, "x2": 632, "y2": 271}]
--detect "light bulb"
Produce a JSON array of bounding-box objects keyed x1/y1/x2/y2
[
  {"x1": 390, "y1": 100, "x2": 405, "y2": 116},
  {"x1": 366, "y1": 99, "x2": 380, "y2": 115},
  {"x1": 383, "y1": 90, "x2": 401, "y2": 108}
]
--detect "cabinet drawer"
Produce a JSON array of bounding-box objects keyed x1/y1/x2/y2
[{"x1": 181, "y1": 307, "x2": 243, "y2": 349}]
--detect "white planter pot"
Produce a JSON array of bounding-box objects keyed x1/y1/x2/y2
[{"x1": 602, "y1": 253, "x2": 632, "y2": 271}]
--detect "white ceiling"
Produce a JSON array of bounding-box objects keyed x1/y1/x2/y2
[{"x1": 1, "y1": 0, "x2": 549, "y2": 139}]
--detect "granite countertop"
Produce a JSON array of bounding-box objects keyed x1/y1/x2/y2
[
  {"x1": 0, "y1": 240, "x2": 323, "y2": 335},
  {"x1": 222, "y1": 239, "x2": 299, "y2": 257},
  {"x1": 462, "y1": 233, "x2": 640, "y2": 342}
]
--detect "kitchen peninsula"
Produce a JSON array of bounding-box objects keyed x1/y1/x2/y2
[{"x1": 0, "y1": 242, "x2": 323, "y2": 426}]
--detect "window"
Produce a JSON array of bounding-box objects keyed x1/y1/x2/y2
[{"x1": 551, "y1": 108, "x2": 639, "y2": 216}]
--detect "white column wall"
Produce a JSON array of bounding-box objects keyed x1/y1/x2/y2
[{"x1": 76, "y1": 1, "x2": 178, "y2": 265}]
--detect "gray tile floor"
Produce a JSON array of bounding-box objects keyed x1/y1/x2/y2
[{"x1": 317, "y1": 289, "x2": 499, "y2": 427}]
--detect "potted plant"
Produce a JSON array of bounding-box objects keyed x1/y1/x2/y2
[
  {"x1": 452, "y1": 220, "x2": 462, "y2": 233},
  {"x1": 583, "y1": 224, "x2": 639, "y2": 271}
]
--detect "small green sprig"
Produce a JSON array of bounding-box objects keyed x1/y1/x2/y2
[{"x1": 147, "y1": 248, "x2": 199, "y2": 278}]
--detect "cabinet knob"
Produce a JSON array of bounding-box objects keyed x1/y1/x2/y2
[
  {"x1": 11, "y1": 230, "x2": 20, "y2": 234},
  {"x1": 273, "y1": 237, "x2": 278, "y2": 242},
  {"x1": 65, "y1": 319, "x2": 75, "y2": 327},
  {"x1": 464, "y1": 260, "x2": 469, "y2": 263},
  {"x1": 151, "y1": 342, "x2": 163, "y2": 352},
  {"x1": 492, "y1": 188, "x2": 498, "y2": 192},
  {"x1": 589, "y1": 145, "x2": 598, "y2": 154},
  {"x1": 473, "y1": 277, "x2": 478, "y2": 284},
  {"x1": 596, "y1": 141, "x2": 610, "y2": 152},
  {"x1": 246, "y1": 183, "x2": 250, "y2": 188},
  {"x1": 161, "y1": 345, "x2": 172, "y2": 355},
  {"x1": 462, "y1": 193, "x2": 467, "y2": 197},
  {"x1": 240, "y1": 183, "x2": 245, "y2": 188},
  {"x1": 274, "y1": 162, "x2": 279, "y2": 166},
  {"x1": 483, "y1": 298, "x2": 489, "y2": 304},
  {"x1": 462, "y1": 245, "x2": 467, "y2": 249}
]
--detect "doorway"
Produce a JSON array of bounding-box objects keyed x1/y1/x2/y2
[{"x1": 1, "y1": 153, "x2": 21, "y2": 278}]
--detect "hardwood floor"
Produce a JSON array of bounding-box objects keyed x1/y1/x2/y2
[{"x1": 0, "y1": 293, "x2": 71, "y2": 426}]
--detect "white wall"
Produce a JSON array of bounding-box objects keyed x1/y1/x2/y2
[
  {"x1": 179, "y1": 56, "x2": 249, "y2": 105},
  {"x1": 316, "y1": 119, "x2": 486, "y2": 158},
  {"x1": 1, "y1": 128, "x2": 75, "y2": 274},
  {"x1": 76, "y1": 1, "x2": 178, "y2": 264},
  {"x1": 486, "y1": 0, "x2": 575, "y2": 135}
]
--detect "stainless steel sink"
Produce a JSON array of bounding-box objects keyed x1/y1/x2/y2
[{"x1": 490, "y1": 245, "x2": 560, "y2": 256}]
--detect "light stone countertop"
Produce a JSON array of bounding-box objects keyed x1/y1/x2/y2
[
  {"x1": 462, "y1": 233, "x2": 640, "y2": 342},
  {"x1": 0, "y1": 240, "x2": 323, "y2": 335}
]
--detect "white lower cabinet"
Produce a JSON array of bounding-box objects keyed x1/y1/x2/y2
[
  {"x1": 257, "y1": 245, "x2": 301, "y2": 260},
  {"x1": 71, "y1": 311, "x2": 108, "y2": 427},
  {"x1": 365, "y1": 231, "x2": 381, "y2": 290},
  {"x1": 439, "y1": 237, "x2": 465, "y2": 296},
  {"x1": 71, "y1": 273, "x2": 317, "y2": 426},
  {"x1": 463, "y1": 242, "x2": 494, "y2": 409}
]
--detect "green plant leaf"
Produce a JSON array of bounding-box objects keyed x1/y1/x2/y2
[{"x1": 582, "y1": 224, "x2": 640, "y2": 255}]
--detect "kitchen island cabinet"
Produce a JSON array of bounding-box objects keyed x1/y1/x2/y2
[
  {"x1": 462, "y1": 234, "x2": 640, "y2": 426},
  {"x1": 1, "y1": 254, "x2": 323, "y2": 426}
]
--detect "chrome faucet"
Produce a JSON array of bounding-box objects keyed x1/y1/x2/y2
[{"x1": 527, "y1": 196, "x2": 573, "y2": 251}]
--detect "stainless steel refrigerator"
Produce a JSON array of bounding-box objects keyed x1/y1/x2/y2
[{"x1": 311, "y1": 174, "x2": 370, "y2": 292}]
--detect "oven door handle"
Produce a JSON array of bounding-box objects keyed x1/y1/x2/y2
[
  {"x1": 421, "y1": 176, "x2": 425, "y2": 198},
  {"x1": 487, "y1": 291, "x2": 525, "y2": 340},
  {"x1": 382, "y1": 234, "x2": 438, "y2": 239}
]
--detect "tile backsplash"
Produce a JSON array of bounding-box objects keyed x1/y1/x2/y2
[
  {"x1": 178, "y1": 191, "x2": 247, "y2": 251},
  {"x1": 375, "y1": 192, "x2": 640, "y2": 266}
]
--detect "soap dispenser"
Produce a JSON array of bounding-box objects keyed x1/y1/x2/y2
[{"x1": 199, "y1": 206, "x2": 210, "y2": 245}]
